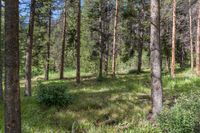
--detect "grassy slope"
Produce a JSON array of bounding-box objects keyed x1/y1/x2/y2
[{"x1": 0, "y1": 69, "x2": 200, "y2": 133}]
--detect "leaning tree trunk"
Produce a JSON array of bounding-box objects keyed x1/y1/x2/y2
[
  {"x1": 76, "y1": 0, "x2": 81, "y2": 83},
  {"x1": 189, "y1": 0, "x2": 194, "y2": 69},
  {"x1": 45, "y1": 3, "x2": 52, "y2": 80},
  {"x1": 112, "y1": 0, "x2": 119, "y2": 77},
  {"x1": 5, "y1": 0, "x2": 21, "y2": 132},
  {"x1": 196, "y1": 2, "x2": 200, "y2": 75},
  {"x1": 0, "y1": 0, "x2": 3, "y2": 100},
  {"x1": 150, "y1": 0, "x2": 163, "y2": 119},
  {"x1": 24, "y1": 0, "x2": 36, "y2": 96},
  {"x1": 60, "y1": 0, "x2": 67, "y2": 80},
  {"x1": 171, "y1": 0, "x2": 176, "y2": 78}
]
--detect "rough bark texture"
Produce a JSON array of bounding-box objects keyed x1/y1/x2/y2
[
  {"x1": 60, "y1": 0, "x2": 67, "y2": 80},
  {"x1": 112, "y1": 0, "x2": 119, "y2": 77},
  {"x1": 76, "y1": 0, "x2": 81, "y2": 83},
  {"x1": 196, "y1": 2, "x2": 200, "y2": 75},
  {"x1": 24, "y1": 0, "x2": 36, "y2": 96},
  {"x1": 150, "y1": 0, "x2": 163, "y2": 119},
  {"x1": 5, "y1": 0, "x2": 21, "y2": 132},
  {"x1": 45, "y1": 4, "x2": 52, "y2": 80},
  {"x1": 189, "y1": 0, "x2": 194, "y2": 69},
  {"x1": 171, "y1": 0, "x2": 176, "y2": 78},
  {"x1": 0, "y1": 0, "x2": 3, "y2": 100}
]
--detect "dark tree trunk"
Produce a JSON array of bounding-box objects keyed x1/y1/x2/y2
[
  {"x1": 137, "y1": 39, "x2": 143, "y2": 73},
  {"x1": 76, "y1": 0, "x2": 81, "y2": 83},
  {"x1": 112, "y1": 0, "x2": 119, "y2": 77},
  {"x1": 24, "y1": 0, "x2": 36, "y2": 96},
  {"x1": 60, "y1": 0, "x2": 67, "y2": 80},
  {"x1": 5, "y1": 0, "x2": 21, "y2": 132},
  {"x1": 0, "y1": 0, "x2": 3, "y2": 100},
  {"x1": 150, "y1": 0, "x2": 163, "y2": 119},
  {"x1": 104, "y1": 43, "x2": 109, "y2": 75},
  {"x1": 45, "y1": 3, "x2": 52, "y2": 80}
]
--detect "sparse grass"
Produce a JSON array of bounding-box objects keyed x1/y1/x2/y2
[{"x1": 0, "y1": 68, "x2": 200, "y2": 132}]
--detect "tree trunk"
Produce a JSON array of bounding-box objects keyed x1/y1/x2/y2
[
  {"x1": 76, "y1": 0, "x2": 81, "y2": 83},
  {"x1": 24, "y1": 0, "x2": 36, "y2": 96},
  {"x1": 171, "y1": 0, "x2": 176, "y2": 78},
  {"x1": 45, "y1": 3, "x2": 52, "y2": 80},
  {"x1": 0, "y1": 0, "x2": 3, "y2": 100},
  {"x1": 189, "y1": 0, "x2": 194, "y2": 69},
  {"x1": 196, "y1": 2, "x2": 200, "y2": 75},
  {"x1": 137, "y1": 39, "x2": 143, "y2": 73},
  {"x1": 112, "y1": 0, "x2": 119, "y2": 77},
  {"x1": 99, "y1": 0, "x2": 103, "y2": 78},
  {"x1": 150, "y1": 0, "x2": 163, "y2": 119},
  {"x1": 60, "y1": 0, "x2": 67, "y2": 80},
  {"x1": 5, "y1": 0, "x2": 21, "y2": 132}
]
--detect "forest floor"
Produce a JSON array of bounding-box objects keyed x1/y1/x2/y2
[{"x1": 0, "y1": 69, "x2": 199, "y2": 133}]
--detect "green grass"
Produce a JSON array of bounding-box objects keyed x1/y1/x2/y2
[{"x1": 0, "y1": 69, "x2": 200, "y2": 132}]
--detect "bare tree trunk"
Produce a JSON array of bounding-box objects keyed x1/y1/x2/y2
[
  {"x1": 0, "y1": 0, "x2": 3, "y2": 100},
  {"x1": 150, "y1": 0, "x2": 163, "y2": 119},
  {"x1": 60, "y1": 0, "x2": 67, "y2": 80},
  {"x1": 24, "y1": 0, "x2": 36, "y2": 96},
  {"x1": 45, "y1": 4, "x2": 52, "y2": 80},
  {"x1": 104, "y1": 43, "x2": 109, "y2": 75},
  {"x1": 189, "y1": 0, "x2": 194, "y2": 69},
  {"x1": 112, "y1": 0, "x2": 119, "y2": 77},
  {"x1": 171, "y1": 0, "x2": 176, "y2": 78},
  {"x1": 196, "y1": 2, "x2": 200, "y2": 75},
  {"x1": 5, "y1": 0, "x2": 21, "y2": 132},
  {"x1": 76, "y1": 0, "x2": 81, "y2": 83},
  {"x1": 137, "y1": 38, "x2": 144, "y2": 73}
]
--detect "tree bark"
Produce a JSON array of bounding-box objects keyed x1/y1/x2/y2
[
  {"x1": 76, "y1": 0, "x2": 81, "y2": 83},
  {"x1": 196, "y1": 1, "x2": 200, "y2": 75},
  {"x1": 171, "y1": 0, "x2": 176, "y2": 78},
  {"x1": 189, "y1": 0, "x2": 194, "y2": 69},
  {"x1": 150, "y1": 0, "x2": 163, "y2": 119},
  {"x1": 60, "y1": 0, "x2": 67, "y2": 80},
  {"x1": 5, "y1": 0, "x2": 21, "y2": 132},
  {"x1": 45, "y1": 3, "x2": 52, "y2": 80},
  {"x1": 0, "y1": 0, "x2": 3, "y2": 100},
  {"x1": 24, "y1": 0, "x2": 36, "y2": 96},
  {"x1": 112, "y1": 0, "x2": 119, "y2": 77},
  {"x1": 137, "y1": 38, "x2": 144, "y2": 73}
]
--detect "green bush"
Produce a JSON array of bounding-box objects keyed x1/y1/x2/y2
[
  {"x1": 35, "y1": 82, "x2": 72, "y2": 107},
  {"x1": 158, "y1": 91, "x2": 200, "y2": 133}
]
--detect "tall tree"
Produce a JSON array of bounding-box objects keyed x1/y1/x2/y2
[
  {"x1": 45, "y1": 2, "x2": 52, "y2": 80},
  {"x1": 171, "y1": 0, "x2": 176, "y2": 78},
  {"x1": 99, "y1": 0, "x2": 103, "y2": 78},
  {"x1": 5, "y1": 0, "x2": 21, "y2": 132},
  {"x1": 112, "y1": 0, "x2": 119, "y2": 77},
  {"x1": 76, "y1": 0, "x2": 81, "y2": 83},
  {"x1": 0, "y1": 0, "x2": 3, "y2": 100},
  {"x1": 150, "y1": 0, "x2": 163, "y2": 119},
  {"x1": 189, "y1": 0, "x2": 194, "y2": 69},
  {"x1": 60, "y1": 0, "x2": 67, "y2": 80},
  {"x1": 196, "y1": 1, "x2": 200, "y2": 75},
  {"x1": 24, "y1": 0, "x2": 36, "y2": 96}
]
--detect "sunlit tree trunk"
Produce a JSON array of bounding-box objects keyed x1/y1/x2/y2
[
  {"x1": 150, "y1": 0, "x2": 163, "y2": 119},
  {"x1": 60, "y1": 0, "x2": 67, "y2": 80},
  {"x1": 196, "y1": 2, "x2": 200, "y2": 75},
  {"x1": 112, "y1": 0, "x2": 119, "y2": 77},
  {"x1": 0, "y1": 0, "x2": 3, "y2": 100},
  {"x1": 45, "y1": 3, "x2": 52, "y2": 80},
  {"x1": 189, "y1": 0, "x2": 194, "y2": 69},
  {"x1": 76, "y1": 0, "x2": 81, "y2": 83},
  {"x1": 5, "y1": 0, "x2": 21, "y2": 132},
  {"x1": 24, "y1": 0, "x2": 36, "y2": 96},
  {"x1": 171, "y1": 0, "x2": 176, "y2": 78}
]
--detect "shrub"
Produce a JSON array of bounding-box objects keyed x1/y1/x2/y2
[
  {"x1": 35, "y1": 82, "x2": 72, "y2": 107},
  {"x1": 158, "y1": 91, "x2": 200, "y2": 133}
]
